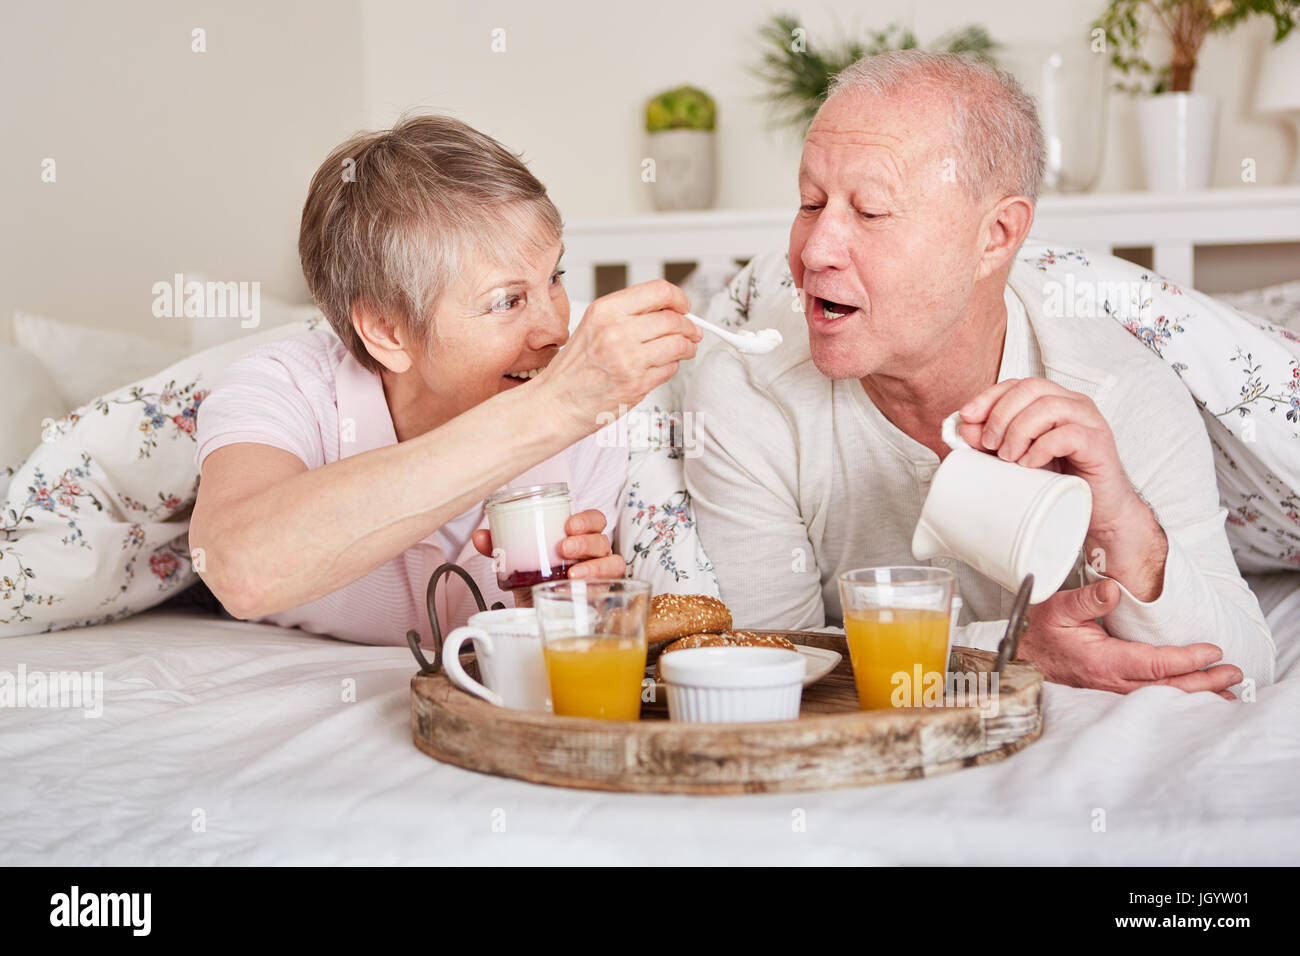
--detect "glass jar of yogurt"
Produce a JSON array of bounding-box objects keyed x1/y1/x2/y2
[{"x1": 484, "y1": 482, "x2": 573, "y2": 591}]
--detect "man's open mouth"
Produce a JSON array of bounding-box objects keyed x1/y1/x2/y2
[{"x1": 815, "y1": 297, "x2": 860, "y2": 320}]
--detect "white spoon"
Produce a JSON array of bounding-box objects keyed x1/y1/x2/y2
[{"x1": 686, "y1": 312, "x2": 783, "y2": 354}]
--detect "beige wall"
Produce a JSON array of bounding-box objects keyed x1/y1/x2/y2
[
  {"x1": 3, "y1": 0, "x2": 1296, "y2": 342},
  {"x1": 362, "y1": 0, "x2": 1296, "y2": 217},
  {"x1": 0, "y1": 0, "x2": 365, "y2": 341},
  {"x1": 359, "y1": 0, "x2": 1297, "y2": 293}
]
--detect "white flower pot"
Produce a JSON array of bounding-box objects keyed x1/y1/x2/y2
[
  {"x1": 646, "y1": 129, "x2": 716, "y2": 211},
  {"x1": 1136, "y1": 92, "x2": 1218, "y2": 192}
]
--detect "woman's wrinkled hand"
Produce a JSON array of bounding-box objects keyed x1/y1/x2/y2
[{"x1": 535, "y1": 279, "x2": 701, "y2": 435}]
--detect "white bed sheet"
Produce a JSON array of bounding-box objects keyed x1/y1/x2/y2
[{"x1": 2, "y1": 574, "x2": 1299, "y2": 866}]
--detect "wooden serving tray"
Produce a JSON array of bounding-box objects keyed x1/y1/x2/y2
[{"x1": 410, "y1": 629, "x2": 1044, "y2": 794}]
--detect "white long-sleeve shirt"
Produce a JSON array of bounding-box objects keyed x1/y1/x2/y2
[{"x1": 684, "y1": 261, "x2": 1276, "y2": 688}]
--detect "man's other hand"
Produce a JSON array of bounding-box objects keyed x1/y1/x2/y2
[{"x1": 1019, "y1": 579, "x2": 1242, "y2": 699}]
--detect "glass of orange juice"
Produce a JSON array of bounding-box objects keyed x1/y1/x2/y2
[
  {"x1": 531, "y1": 578, "x2": 650, "y2": 720},
  {"x1": 838, "y1": 567, "x2": 954, "y2": 710}
]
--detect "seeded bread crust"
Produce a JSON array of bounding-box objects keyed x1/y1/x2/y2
[
  {"x1": 646, "y1": 594, "x2": 733, "y2": 645},
  {"x1": 653, "y1": 630, "x2": 798, "y2": 681}
]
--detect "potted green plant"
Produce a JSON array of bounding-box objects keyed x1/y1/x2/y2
[
  {"x1": 752, "y1": 15, "x2": 997, "y2": 132},
  {"x1": 1094, "y1": 0, "x2": 1298, "y2": 190},
  {"x1": 645, "y1": 86, "x2": 717, "y2": 211}
]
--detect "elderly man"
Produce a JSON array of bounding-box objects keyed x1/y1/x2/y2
[{"x1": 684, "y1": 50, "x2": 1275, "y2": 694}]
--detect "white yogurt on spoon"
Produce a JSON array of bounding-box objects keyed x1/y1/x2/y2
[
  {"x1": 734, "y1": 328, "x2": 784, "y2": 350},
  {"x1": 685, "y1": 313, "x2": 783, "y2": 354}
]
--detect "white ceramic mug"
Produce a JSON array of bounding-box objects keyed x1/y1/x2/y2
[
  {"x1": 912, "y1": 412, "x2": 1092, "y2": 604},
  {"x1": 441, "y1": 608, "x2": 552, "y2": 712}
]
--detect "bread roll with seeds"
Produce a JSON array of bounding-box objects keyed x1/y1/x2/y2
[{"x1": 646, "y1": 594, "x2": 732, "y2": 644}]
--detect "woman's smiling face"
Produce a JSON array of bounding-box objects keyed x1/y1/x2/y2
[{"x1": 404, "y1": 232, "x2": 571, "y2": 420}]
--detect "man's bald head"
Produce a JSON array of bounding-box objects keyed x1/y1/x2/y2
[{"x1": 822, "y1": 50, "x2": 1045, "y2": 204}]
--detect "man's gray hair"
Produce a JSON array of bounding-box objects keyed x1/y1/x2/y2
[{"x1": 826, "y1": 50, "x2": 1046, "y2": 203}]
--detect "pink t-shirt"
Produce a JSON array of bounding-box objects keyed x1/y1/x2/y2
[{"x1": 194, "y1": 329, "x2": 627, "y2": 646}]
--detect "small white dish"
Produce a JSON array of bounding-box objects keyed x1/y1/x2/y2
[
  {"x1": 648, "y1": 643, "x2": 839, "y2": 689},
  {"x1": 659, "y1": 647, "x2": 806, "y2": 723},
  {"x1": 793, "y1": 645, "x2": 841, "y2": 686}
]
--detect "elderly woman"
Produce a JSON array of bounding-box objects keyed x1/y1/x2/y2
[{"x1": 188, "y1": 115, "x2": 700, "y2": 645}]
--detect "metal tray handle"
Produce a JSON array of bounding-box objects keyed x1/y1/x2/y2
[{"x1": 406, "y1": 562, "x2": 504, "y2": 675}]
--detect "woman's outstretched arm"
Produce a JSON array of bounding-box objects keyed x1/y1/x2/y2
[{"x1": 190, "y1": 282, "x2": 698, "y2": 619}]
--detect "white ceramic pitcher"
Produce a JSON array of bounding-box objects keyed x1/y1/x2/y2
[{"x1": 911, "y1": 412, "x2": 1093, "y2": 604}]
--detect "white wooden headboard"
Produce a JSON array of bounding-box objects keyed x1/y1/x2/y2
[{"x1": 562, "y1": 185, "x2": 1300, "y2": 301}]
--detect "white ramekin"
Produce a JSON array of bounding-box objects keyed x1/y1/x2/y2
[{"x1": 659, "y1": 647, "x2": 806, "y2": 723}]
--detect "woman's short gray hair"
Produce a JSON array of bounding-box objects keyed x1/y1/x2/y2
[
  {"x1": 826, "y1": 50, "x2": 1046, "y2": 203},
  {"x1": 299, "y1": 113, "x2": 563, "y2": 373}
]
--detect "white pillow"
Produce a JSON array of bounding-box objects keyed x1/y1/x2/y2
[
  {"x1": 610, "y1": 261, "x2": 799, "y2": 598},
  {"x1": 180, "y1": 276, "x2": 323, "y2": 352},
  {"x1": 679, "y1": 260, "x2": 742, "y2": 320},
  {"x1": 1013, "y1": 244, "x2": 1300, "y2": 572},
  {"x1": 12, "y1": 286, "x2": 325, "y2": 409},
  {"x1": 0, "y1": 317, "x2": 332, "y2": 636},
  {"x1": 12, "y1": 312, "x2": 186, "y2": 410},
  {"x1": 616, "y1": 381, "x2": 720, "y2": 597},
  {"x1": 1216, "y1": 279, "x2": 1300, "y2": 334},
  {"x1": 0, "y1": 344, "x2": 65, "y2": 492},
  {"x1": 556, "y1": 297, "x2": 720, "y2": 594}
]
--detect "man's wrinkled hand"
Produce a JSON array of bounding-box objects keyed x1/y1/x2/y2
[{"x1": 1019, "y1": 579, "x2": 1242, "y2": 700}]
